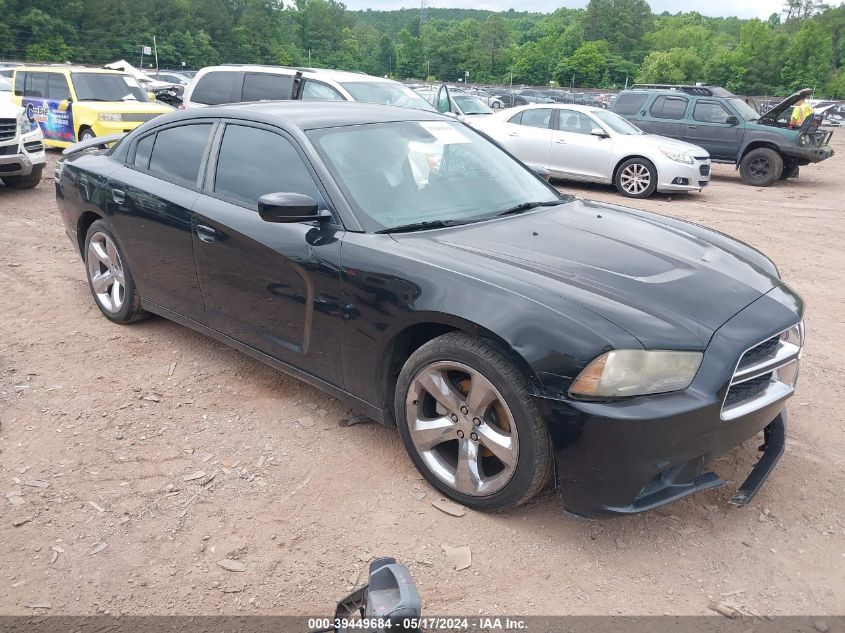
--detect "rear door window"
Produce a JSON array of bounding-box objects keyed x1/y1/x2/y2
[
  {"x1": 242, "y1": 73, "x2": 293, "y2": 102},
  {"x1": 613, "y1": 92, "x2": 648, "y2": 115},
  {"x1": 649, "y1": 95, "x2": 689, "y2": 120},
  {"x1": 147, "y1": 123, "x2": 212, "y2": 188},
  {"x1": 191, "y1": 72, "x2": 244, "y2": 106},
  {"x1": 518, "y1": 108, "x2": 552, "y2": 129}
]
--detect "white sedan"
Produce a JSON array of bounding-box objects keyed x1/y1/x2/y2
[{"x1": 472, "y1": 104, "x2": 712, "y2": 198}]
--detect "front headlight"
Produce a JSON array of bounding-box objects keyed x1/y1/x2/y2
[
  {"x1": 98, "y1": 113, "x2": 123, "y2": 122},
  {"x1": 659, "y1": 146, "x2": 695, "y2": 165},
  {"x1": 18, "y1": 111, "x2": 31, "y2": 135},
  {"x1": 569, "y1": 350, "x2": 703, "y2": 399}
]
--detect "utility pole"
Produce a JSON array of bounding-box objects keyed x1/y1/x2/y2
[{"x1": 153, "y1": 35, "x2": 159, "y2": 73}]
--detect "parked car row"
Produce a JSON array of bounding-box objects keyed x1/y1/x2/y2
[{"x1": 4, "y1": 64, "x2": 834, "y2": 200}]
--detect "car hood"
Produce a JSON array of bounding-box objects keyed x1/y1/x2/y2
[
  {"x1": 759, "y1": 88, "x2": 813, "y2": 124},
  {"x1": 393, "y1": 199, "x2": 780, "y2": 349}
]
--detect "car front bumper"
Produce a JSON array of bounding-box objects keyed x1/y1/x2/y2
[
  {"x1": 0, "y1": 130, "x2": 46, "y2": 177},
  {"x1": 656, "y1": 157, "x2": 711, "y2": 192},
  {"x1": 538, "y1": 284, "x2": 802, "y2": 518}
]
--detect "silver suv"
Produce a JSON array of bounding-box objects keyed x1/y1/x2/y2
[{"x1": 183, "y1": 65, "x2": 436, "y2": 112}]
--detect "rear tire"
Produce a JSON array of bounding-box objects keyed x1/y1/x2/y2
[
  {"x1": 739, "y1": 148, "x2": 783, "y2": 186},
  {"x1": 394, "y1": 332, "x2": 553, "y2": 511},
  {"x1": 614, "y1": 157, "x2": 658, "y2": 198},
  {"x1": 84, "y1": 220, "x2": 148, "y2": 324},
  {"x1": 4, "y1": 165, "x2": 43, "y2": 189}
]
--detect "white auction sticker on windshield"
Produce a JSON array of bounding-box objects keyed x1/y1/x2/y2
[
  {"x1": 419, "y1": 121, "x2": 471, "y2": 144},
  {"x1": 123, "y1": 77, "x2": 140, "y2": 88}
]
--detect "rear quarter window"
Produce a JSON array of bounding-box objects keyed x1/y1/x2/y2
[
  {"x1": 613, "y1": 92, "x2": 649, "y2": 116},
  {"x1": 190, "y1": 72, "x2": 244, "y2": 106}
]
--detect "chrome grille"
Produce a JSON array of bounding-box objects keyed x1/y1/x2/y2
[
  {"x1": 0, "y1": 118, "x2": 16, "y2": 141},
  {"x1": 721, "y1": 322, "x2": 803, "y2": 421}
]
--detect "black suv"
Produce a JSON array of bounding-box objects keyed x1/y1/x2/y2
[{"x1": 612, "y1": 85, "x2": 834, "y2": 186}]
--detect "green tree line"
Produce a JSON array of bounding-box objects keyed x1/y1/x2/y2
[{"x1": 1, "y1": 0, "x2": 844, "y2": 97}]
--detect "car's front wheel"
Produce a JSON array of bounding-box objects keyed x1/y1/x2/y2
[
  {"x1": 395, "y1": 333, "x2": 553, "y2": 511},
  {"x1": 615, "y1": 157, "x2": 657, "y2": 198},
  {"x1": 739, "y1": 148, "x2": 783, "y2": 186},
  {"x1": 79, "y1": 127, "x2": 96, "y2": 142},
  {"x1": 84, "y1": 220, "x2": 148, "y2": 324}
]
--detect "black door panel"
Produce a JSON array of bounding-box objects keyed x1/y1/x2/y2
[
  {"x1": 107, "y1": 166, "x2": 205, "y2": 323},
  {"x1": 191, "y1": 196, "x2": 344, "y2": 384}
]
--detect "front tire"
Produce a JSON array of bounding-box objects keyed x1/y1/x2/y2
[
  {"x1": 84, "y1": 220, "x2": 148, "y2": 324},
  {"x1": 78, "y1": 127, "x2": 96, "y2": 142},
  {"x1": 3, "y1": 165, "x2": 44, "y2": 189},
  {"x1": 739, "y1": 148, "x2": 783, "y2": 186},
  {"x1": 615, "y1": 157, "x2": 658, "y2": 198},
  {"x1": 394, "y1": 332, "x2": 553, "y2": 511}
]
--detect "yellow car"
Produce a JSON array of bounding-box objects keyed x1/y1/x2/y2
[{"x1": 11, "y1": 66, "x2": 172, "y2": 148}]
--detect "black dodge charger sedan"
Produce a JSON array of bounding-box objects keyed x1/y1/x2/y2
[{"x1": 54, "y1": 102, "x2": 804, "y2": 517}]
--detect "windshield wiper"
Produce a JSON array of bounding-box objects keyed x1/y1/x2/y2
[
  {"x1": 495, "y1": 200, "x2": 561, "y2": 217},
  {"x1": 375, "y1": 219, "x2": 465, "y2": 234}
]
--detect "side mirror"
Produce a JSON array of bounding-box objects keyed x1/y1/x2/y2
[
  {"x1": 726, "y1": 115, "x2": 739, "y2": 126},
  {"x1": 58, "y1": 99, "x2": 71, "y2": 112},
  {"x1": 590, "y1": 128, "x2": 608, "y2": 138},
  {"x1": 258, "y1": 192, "x2": 321, "y2": 223}
]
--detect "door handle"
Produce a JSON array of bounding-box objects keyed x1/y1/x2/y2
[
  {"x1": 507, "y1": 132, "x2": 519, "y2": 137},
  {"x1": 687, "y1": 125, "x2": 698, "y2": 129},
  {"x1": 195, "y1": 224, "x2": 216, "y2": 244},
  {"x1": 111, "y1": 188, "x2": 125, "y2": 205},
  {"x1": 555, "y1": 138, "x2": 567, "y2": 144}
]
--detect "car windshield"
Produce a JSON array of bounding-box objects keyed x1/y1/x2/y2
[
  {"x1": 72, "y1": 73, "x2": 148, "y2": 102},
  {"x1": 0, "y1": 76, "x2": 10, "y2": 92},
  {"x1": 453, "y1": 95, "x2": 492, "y2": 115},
  {"x1": 728, "y1": 98, "x2": 759, "y2": 121},
  {"x1": 341, "y1": 81, "x2": 436, "y2": 112},
  {"x1": 592, "y1": 109, "x2": 644, "y2": 135},
  {"x1": 309, "y1": 120, "x2": 561, "y2": 232}
]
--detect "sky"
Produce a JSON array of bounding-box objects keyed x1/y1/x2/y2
[{"x1": 340, "y1": 0, "x2": 789, "y2": 19}]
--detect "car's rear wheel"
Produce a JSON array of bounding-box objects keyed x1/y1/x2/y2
[
  {"x1": 84, "y1": 220, "x2": 147, "y2": 324},
  {"x1": 739, "y1": 148, "x2": 783, "y2": 186},
  {"x1": 395, "y1": 332, "x2": 552, "y2": 511},
  {"x1": 615, "y1": 158, "x2": 657, "y2": 198}
]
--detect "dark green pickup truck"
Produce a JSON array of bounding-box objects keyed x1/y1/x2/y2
[{"x1": 612, "y1": 85, "x2": 834, "y2": 186}]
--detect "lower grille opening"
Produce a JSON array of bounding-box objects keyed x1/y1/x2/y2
[
  {"x1": 725, "y1": 373, "x2": 773, "y2": 408},
  {"x1": 24, "y1": 141, "x2": 43, "y2": 153}
]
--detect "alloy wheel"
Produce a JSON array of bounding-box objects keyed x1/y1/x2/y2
[
  {"x1": 620, "y1": 163, "x2": 651, "y2": 195},
  {"x1": 749, "y1": 157, "x2": 770, "y2": 178},
  {"x1": 87, "y1": 231, "x2": 126, "y2": 313},
  {"x1": 405, "y1": 361, "x2": 519, "y2": 497}
]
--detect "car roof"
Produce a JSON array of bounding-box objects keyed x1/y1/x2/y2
[
  {"x1": 198, "y1": 64, "x2": 395, "y2": 84},
  {"x1": 167, "y1": 100, "x2": 446, "y2": 131},
  {"x1": 624, "y1": 85, "x2": 734, "y2": 98},
  {"x1": 13, "y1": 65, "x2": 128, "y2": 75},
  {"x1": 515, "y1": 103, "x2": 603, "y2": 114}
]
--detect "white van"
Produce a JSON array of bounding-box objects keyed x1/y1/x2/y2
[{"x1": 182, "y1": 65, "x2": 436, "y2": 112}]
